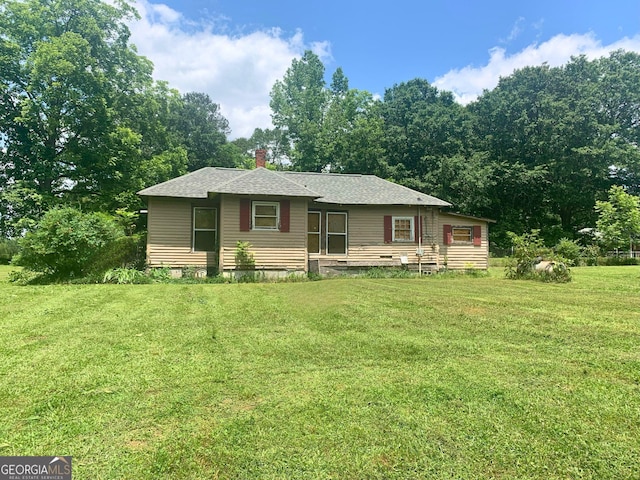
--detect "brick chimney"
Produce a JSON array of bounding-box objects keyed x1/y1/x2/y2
[{"x1": 255, "y1": 149, "x2": 267, "y2": 168}]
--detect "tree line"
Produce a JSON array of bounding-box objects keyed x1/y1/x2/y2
[
  {"x1": 0, "y1": 0, "x2": 241, "y2": 237},
  {"x1": 266, "y1": 51, "x2": 640, "y2": 249},
  {"x1": 1, "y1": 0, "x2": 639, "y2": 251}
]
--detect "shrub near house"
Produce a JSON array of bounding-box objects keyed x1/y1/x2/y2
[{"x1": 14, "y1": 207, "x2": 137, "y2": 279}]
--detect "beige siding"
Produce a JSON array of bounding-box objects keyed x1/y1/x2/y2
[
  {"x1": 311, "y1": 205, "x2": 440, "y2": 266},
  {"x1": 146, "y1": 196, "x2": 490, "y2": 272},
  {"x1": 146, "y1": 197, "x2": 218, "y2": 267},
  {"x1": 437, "y1": 213, "x2": 489, "y2": 269},
  {"x1": 220, "y1": 195, "x2": 307, "y2": 271}
]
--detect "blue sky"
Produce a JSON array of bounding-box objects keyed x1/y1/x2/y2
[{"x1": 128, "y1": 1, "x2": 640, "y2": 138}]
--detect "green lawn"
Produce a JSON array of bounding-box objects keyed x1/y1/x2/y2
[{"x1": 0, "y1": 266, "x2": 639, "y2": 479}]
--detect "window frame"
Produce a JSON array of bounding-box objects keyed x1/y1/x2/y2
[
  {"x1": 192, "y1": 207, "x2": 217, "y2": 252},
  {"x1": 392, "y1": 216, "x2": 415, "y2": 242},
  {"x1": 452, "y1": 226, "x2": 473, "y2": 244},
  {"x1": 252, "y1": 201, "x2": 280, "y2": 231},
  {"x1": 326, "y1": 211, "x2": 348, "y2": 255},
  {"x1": 307, "y1": 211, "x2": 321, "y2": 255}
]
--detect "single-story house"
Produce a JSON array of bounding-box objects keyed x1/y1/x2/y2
[{"x1": 138, "y1": 150, "x2": 493, "y2": 276}]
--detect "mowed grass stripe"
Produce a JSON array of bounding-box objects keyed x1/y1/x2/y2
[{"x1": 0, "y1": 266, "x2": 639, "y2": 478}]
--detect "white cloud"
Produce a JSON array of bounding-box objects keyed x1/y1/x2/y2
[
  {"x1": 501, "y1": 17, "x2": 525, "y2": 44},
  {"x1": 128, "y1": 0, "x2": 331, "y2": 138},
  {"x1": 147, "y1": 3, "x2": 181, "y2": 24},
  {"x1": 434, "y1": 32, "x2": 640, "y2": 104}
]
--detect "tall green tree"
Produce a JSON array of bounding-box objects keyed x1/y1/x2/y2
[
  {"x1": 75, "y1": 80, "x2": 188, "y2": 212},
  {"x1": 0, "y1": 0, "x2": 183, "y2": 233},
  {"x1": 595, "y1": 51, "x2": 640, "y2": 194},
  {"x1": 169, "y1": 92, "x2": 231, "y2": 171},
  {"x1": 270, "y1": 50, "x2": 328, "y2": 172},
  {"x1": 270, "y1": 52, "x2": 387, "y2": 174},
  {"x1": 321, "y1": 69, "x2": 387, "y2": 176},
  {"x1": 471, "y1": 57, "x2": 618, "y2": 245},
  {"x1": 380, "y1": 78, "x2": 490, "y2": 212},
  {"x1": 595, "y1": 185, "x2": 640, "y2": 255},
  {"x1": 325, "y1": 92, "x2": 387, "y2": 176}
]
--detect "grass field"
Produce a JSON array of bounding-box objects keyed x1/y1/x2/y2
[{"x1": 0, "y1": 265, "x2": 639, "y2": 479}]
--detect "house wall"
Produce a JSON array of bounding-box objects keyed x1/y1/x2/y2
[
  {"x1": 146, "y1": 197, "x2": 218, "y2": 269},
  {"x1": 437, "y1": 213, "x2": 489, "y2": 269},
  {"x1": 145, "y1": 196, "x2": 490, "y2": 274},
  {"x1": 219, "y1": 195, "x2": 308, "y2": 273},
  {"x1": 311, "y1": 205, "x2": 440, "y2": 268}
]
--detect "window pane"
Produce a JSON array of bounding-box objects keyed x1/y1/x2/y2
[
  {"x1": 195, "y1": 208, "x2": 216, "y2": 229},
  {"x1": 308, "y1": 212, "x2": 320, "y2": 233},
  {"x1": 327, "y1": 213, "x2": 346, "y2": 233},
  {"x1": 255, "y1": 217, "x2": 277, "y2": 228},
  {"x1": 394, "y1": 218, "x2": 412, "y2": 241},
  {"x1": 308, "y1": 233, "x2": 320, "y2": 254},
  {"x1": 328, "y1": 234, "x2": 346, "y2": 254},
  {"x1": 194, "y1": 231, "x2": 216, "y2": 252},
  {"x1": 452, "y1": 227, "x2": 471, "y2": 242},
  {"x1": 255, "y1": 204, "x2": 277, "y2": 216}
]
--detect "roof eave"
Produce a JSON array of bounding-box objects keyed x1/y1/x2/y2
[
  {"x1": 312, "y1": 199, "x2": 452, "y2": 207},
  {"x1": 137, "y1": 192, "x2": 209, "y2": 199},
  {"x1": 215, "y1": 190, "x2": 321, "y2": 198},
  {"x1": 443, "y1": 211, "x2": 497, "y2": 223}
]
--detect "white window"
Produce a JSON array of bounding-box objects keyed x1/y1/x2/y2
[
  {"x1": 308, "y1": 211, "x2": 321, "y2": 254},
  {"x1": 452, "y1": 226, "x2": 472, "y2": 243},
  {"x1": 393, "y1": 216, "x2": 414, "y2": 242},
  {"x1": 193, "y1": 207, "x2": 217, "y2": 252},
  {"x1": 252, "y1": 201, "x2": 279, "y2": 230},
  {"x1": 327, "y1": 212, "x2": 347, "y2": 255}
]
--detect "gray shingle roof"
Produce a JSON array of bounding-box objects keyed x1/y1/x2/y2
[
  {"x1": 281, "y1": 171, "x2": 451, "y2": 206},
  {"x1": 214, "y1": 167, "x2": 320, "y2": 197},
  {"x1": 137, "y1": 168, "x2": 244, "y2": 198},
  {"x1": 138, "y1": 167, "x2": 451, "y2": 207}
]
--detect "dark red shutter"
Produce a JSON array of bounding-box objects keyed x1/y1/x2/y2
[
  {"x1": 473, "y1": 225, "x2": 482, "y2": 246},
  {"x1": 279, "y1": 200, "x2": 290, "y2": 232},
  {"x1": 443, "y1": 224, "x2": 452, "y2": 245},
  {"x1": 240, "y1": 198, "x2": 250, "y2": 231},
  {"x1": 384, "y1": 215, "x2": 392, "y2": 243},
  {"x1": 414, "y1": 216, "x2": 423, "y2": 243}
]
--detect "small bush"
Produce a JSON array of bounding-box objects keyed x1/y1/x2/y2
[
  {"x1": 103, "y1": 268, "x2": 151, "y2": 284},
  {"x1": 235, "y1": 241, "x2": 255, "y2": 270},
  {"x1": 581, "y1": 244, "x2": 601, "y2": 266},
  {"x1": 505, "y1": 230, "x2": 571, "y2": 283},
  {"x1": 14, "y1": 208, "x2": 124, "y2": 279},
  {"x1": 554, "y1": 238, "x2": 582, "y2": 266},
  {"x1": 535, "y1": 263, "x2": 572, "y2": 283},
  {"x1": 148, "y1": 267, "x2": 172, "y2": 281}
]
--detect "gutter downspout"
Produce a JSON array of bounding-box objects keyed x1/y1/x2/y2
[{"x1": 418, "y1": 205, "x2": 422, "y2": 275}]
